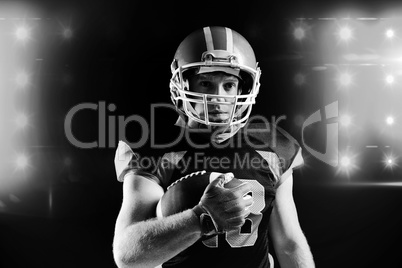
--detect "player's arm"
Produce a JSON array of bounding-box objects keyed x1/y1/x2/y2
[
  {"x1": 269, "y1": 174, "x2": 315, "y2": 268},
  {"x1": 112, "y1": 173, "x2": 202, "y2": 268}
]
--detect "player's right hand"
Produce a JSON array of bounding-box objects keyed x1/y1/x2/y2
[{"x1": 197, "y1": 173, "x2": 253, "y2": 233}]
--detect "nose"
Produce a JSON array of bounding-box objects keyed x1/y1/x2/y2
[{"x1": 209, "y1": 84, "x2": 227, "y2": 102}]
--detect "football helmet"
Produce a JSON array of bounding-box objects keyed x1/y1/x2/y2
[{"x1": 170, "y1": 26, "x2": 261, "y2": 127}]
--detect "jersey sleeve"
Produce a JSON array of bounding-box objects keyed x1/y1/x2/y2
[
  {"x1": 276, "y1": 146, "x2": 303, "y2": 187},
  {"x1": 114, "y1": 140, "x2": 161, "y2": 185},
  {"x1": 272, "y1": 125, "x2": 304, "y2": 188},
  {"x1": 243, "y1": 122, "x2": 304, "y2": 188}
]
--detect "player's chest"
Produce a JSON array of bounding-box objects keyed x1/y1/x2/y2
[{"x1": 169, "y1": 148, "x2": 276, "y2": 206}]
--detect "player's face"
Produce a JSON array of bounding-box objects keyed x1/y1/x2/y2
[{"x1": 188, "y1": 72, "x2": 241, "y2": 124}]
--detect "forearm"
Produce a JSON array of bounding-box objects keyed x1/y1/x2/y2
[
  {"x1": 276, "y1": 237, "x2": 315, "y2": 268},
  {"x1": 113, "y1": 209, "x2": 201, "y2": 268}
]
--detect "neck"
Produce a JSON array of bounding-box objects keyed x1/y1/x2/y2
[{"x1": 187, "y1": 120, "x2": 242, "y2": 143}]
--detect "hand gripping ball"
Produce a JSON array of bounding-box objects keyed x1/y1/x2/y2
[{"x1": 156, "y1": 170, "x2": 246, "y2": 218}]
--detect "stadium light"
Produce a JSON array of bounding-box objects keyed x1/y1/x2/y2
[
  {"x1": 337, "y1": 25, "x2": 354, "y2": 43},
  {"x1": 385, "y1": 75, "x2": 395, "y2": 85},
  {"x1": 337, "y1": 72, "x2": 354, "y2": 88},
  {"x1": 294, "y1": 73, "x2": 306, "y2": 86},
  {"x1": 62, "y1": 28, "x2": 73, "y2": 39},
  {"x1": 340, "y1": 114, "x2": 352, "y2": 128},
  {"x1": 336, "y1": 151, "x2": 359, "y2": 178},
  {"x1": 386, "y1": 116, "x2": 395, "y2": 126},
  {"x1": 293, "y1": 27, "x2": 306, "y2": 40},
  {"x1": 15, "y1": 26, "x2": 30, "y2": 42},
  {"x1": 15, "y1": 154, "x2": 29, "y2": 170},
  {"x1": 383, "y1": 153, "x2": 398, "y2": 169},
  {"x1": 385, "y1": 29, "x2": 395, "y2": 39},
  {"x1": 340, "y1": 156, "x2": 351, "y2": 168}
]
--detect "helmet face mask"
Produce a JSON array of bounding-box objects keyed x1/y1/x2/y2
[{"x1": 170, "y1": 26, "x2": 261, "y2": 128}]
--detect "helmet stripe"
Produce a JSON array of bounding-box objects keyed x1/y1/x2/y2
[
  {"x1": 225, "y1": 27, "x2": 233, "y2": 52},
  {"x1": 203, "y1": 27, "x2": 233, "y2": 52},
  {"x1": 210, "y1": 27, "x2": 227, "y2": 50},
  {"x1": 203, "y1": 27, "x2": 214, "y2": 51}
]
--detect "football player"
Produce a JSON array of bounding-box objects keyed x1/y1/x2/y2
[{"x1": 113, "y1": 26, "x2": 315, "y2": 268}]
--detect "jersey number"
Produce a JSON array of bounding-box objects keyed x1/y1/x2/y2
[{"x1": 202, "y1": 179, "x2": 265, "y2": 248}]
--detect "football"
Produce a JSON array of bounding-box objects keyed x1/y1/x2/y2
[{"x1": 155, "y1": 170, "x2": 245, "y2": 218}]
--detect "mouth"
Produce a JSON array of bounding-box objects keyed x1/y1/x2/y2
[
  {"x1": 209, "y1": 110, "x2": 226, "y2": 115},
  {"x1": 208, "y1": 111, "x2": 230, "y2": 122}
]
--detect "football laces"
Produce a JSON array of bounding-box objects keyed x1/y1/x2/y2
[{"x1": 167, "y1": 170, "x2": 207, "y2": 190}]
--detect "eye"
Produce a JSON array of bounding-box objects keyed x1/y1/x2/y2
[
  {"x1": 199, "y1": 81, "x2": 212, "y2": 88},
  {"x1": 224, "y1": 82, "x2": 238, "y2": 91}
]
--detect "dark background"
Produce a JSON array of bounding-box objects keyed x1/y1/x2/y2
[{"x1": 1, "y1": 0, "x2": 402, "y2": 267}]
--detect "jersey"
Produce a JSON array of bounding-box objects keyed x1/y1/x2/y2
[{"x1": 114, "y1": 122, "x2": 303, "y2": 268}]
